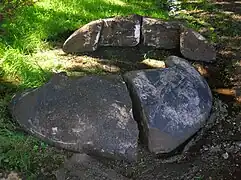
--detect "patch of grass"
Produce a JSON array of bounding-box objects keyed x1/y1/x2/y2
[
  {"x1": 174, "y1": 0, "x2": 241, "y2": 43},
  {"x1": 1, "y1": 0, "x2": 169, "y2": 53},
  {"x1": 0, "y1": 83, "x2": 66, "y2": 178},
  {"x1": 1, "y1": 48, "x2": 51, "y2": 88},
  {"x1": 1, "y1": 0, "x2": 169, "y2": 85},
  {"x1": 0, "y1": 0, "x2": 170, "y2": 178},
  {"x1": 173, "y1": 1, "x2": 218, "y2": 42}
]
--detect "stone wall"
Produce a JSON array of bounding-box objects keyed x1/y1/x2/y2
[{"x1": 63, "y1": 14, "x2": 216, "y2": 62}]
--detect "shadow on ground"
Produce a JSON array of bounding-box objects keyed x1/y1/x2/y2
[{"x1": 173, "y1": 0, "x2": 241, "y2": 102}]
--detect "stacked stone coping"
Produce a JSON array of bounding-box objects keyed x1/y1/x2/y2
[{"x1": 63, "y1": 14, "x2": 216, "y2": 62}]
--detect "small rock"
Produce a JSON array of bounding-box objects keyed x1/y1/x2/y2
[
  {"x1": 63, "y1": 19, "x2": 103, "y2": 53},
  {"x1": 99, "y1": 14, "x2": 141, "y2": 46},
  {"x1": 210, "y1": 145, "x2": 222, "y2": 153},
  {"x1": 142, "y1": 17, "x2": 180, "y2": 49},
  {"x1": 141, "y1": 59, "x2": 166, "y2": 68},
  {"x1": 5, "y1": 172, "x2": 21, "y2": 180},
  {"x1": 222, "y1": 152, "x2": 229, "y2": 159},
  {"x1": 10, "y1": 73, "x2": 139, "y2": 162},
  {"x1": 180, "y1": 28, "x2": 216, "y2": 62},
  {"x1": 203, "y1": 145, "x2": 209, "y2": 151},
  {"x1": 235, "y1": 141, "x2": 241, "y2": 148}
]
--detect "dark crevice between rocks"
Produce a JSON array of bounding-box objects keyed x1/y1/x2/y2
[
  {"x1": 82, "y1": 144, "x2": 131, "y2": 163},
  {"x1": 139, "y1": 14, "x2": 144, "y2": 45},
  {"x1": 176, "y1": 25, "x2": 182, "y2": 57},
  {"x1": 121, "y1": 74, "x2": 148, "y2": 149},
  {"x1": 72, "y1": 46, "x2": 181, "y2": 75}
]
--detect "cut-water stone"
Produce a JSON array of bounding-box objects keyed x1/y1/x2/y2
[
  {"x1": 142, "y1": 17, "x2": 180, "y2": 49},
  {"x1": 99, "y1": 14, "x2": 141, "y2": 47},
  {"x1": 9, "y1": 73, "x2": 139, "y2": 162},
  {"x1": 123, "y1": 56, "x2": 212, "y2": 154},
  {"x1": 62, "y1": 19, "x2": 103, "y2": 53}
]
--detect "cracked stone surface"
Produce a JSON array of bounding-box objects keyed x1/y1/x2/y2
[
  {"x1": 9, "y1": 73, "x2": 139, "y2": 162},
  {"x1": 142, "y1": 17, "x2": 180, "y2": 49},
  {"x1": 62, "y1": 14, "x2": 216, "y2": 63},
  {"x1": 123, "y1": 56, "x2": 213, "y2": 154},
  {"x1": 99, "y1": 14, "x2": 142, "y2": 47},
  {"x1": 62, "y1": 19, "x2": 103, "y2": 53}
]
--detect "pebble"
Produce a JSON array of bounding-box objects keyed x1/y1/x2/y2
[
  {"x1": 203, "y1": 145, "x2": 209, "y2": 151},
  {"x1": 210, "y1": 145, "x2": 221, "y2": 153},
  {"x1": 222, "y1": 152, "x2": 229, "y2": 159},
  {"x1": 235, "y1": 141, "x2": 241, "y2": 148}
]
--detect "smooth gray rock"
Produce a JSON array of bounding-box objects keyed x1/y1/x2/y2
[
  {"x1": 99, "y1": 14, "x2": 141, "y2": 46},
  {"x1": 55, "y1": 154, "x2": 128, "y2": 180},
  {"x1": 142, "y1": 17, "x2": 180, "y2": 49},
  {"x1": 180, "y1": 28, "x2": 216, "y2": 62},
  {"x1": 10, "y1": 73, "x2": 138, "y2": 162},
  {"x1": 123, "y1": 56, "x2": 212, "y2": 154},
  {"x1": 63, "y1": 19, "x2": 103, "y2": 53}
]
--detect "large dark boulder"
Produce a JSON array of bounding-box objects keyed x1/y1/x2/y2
[
  {"x1": 99, "y1": 14, "x2": 141, "y2": 46},
  {"x1": 123, "y1": 56, "x2": 212, "y2": 154},
  {"x1": 63, "y1": 19, "x2": 103, "y2": 53},
  {"x1": 9, "y1": 73, "x2": 139, "y2": 162},
  {"x1": 55, "y1": 153, "x2": 128, "y2": 180},
  {"x1": 142, "y1": 17, "x2": 180, "y2": 49},
  {"x1": 180, "y1": 28, "x2": 216, "y2": 62}
]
